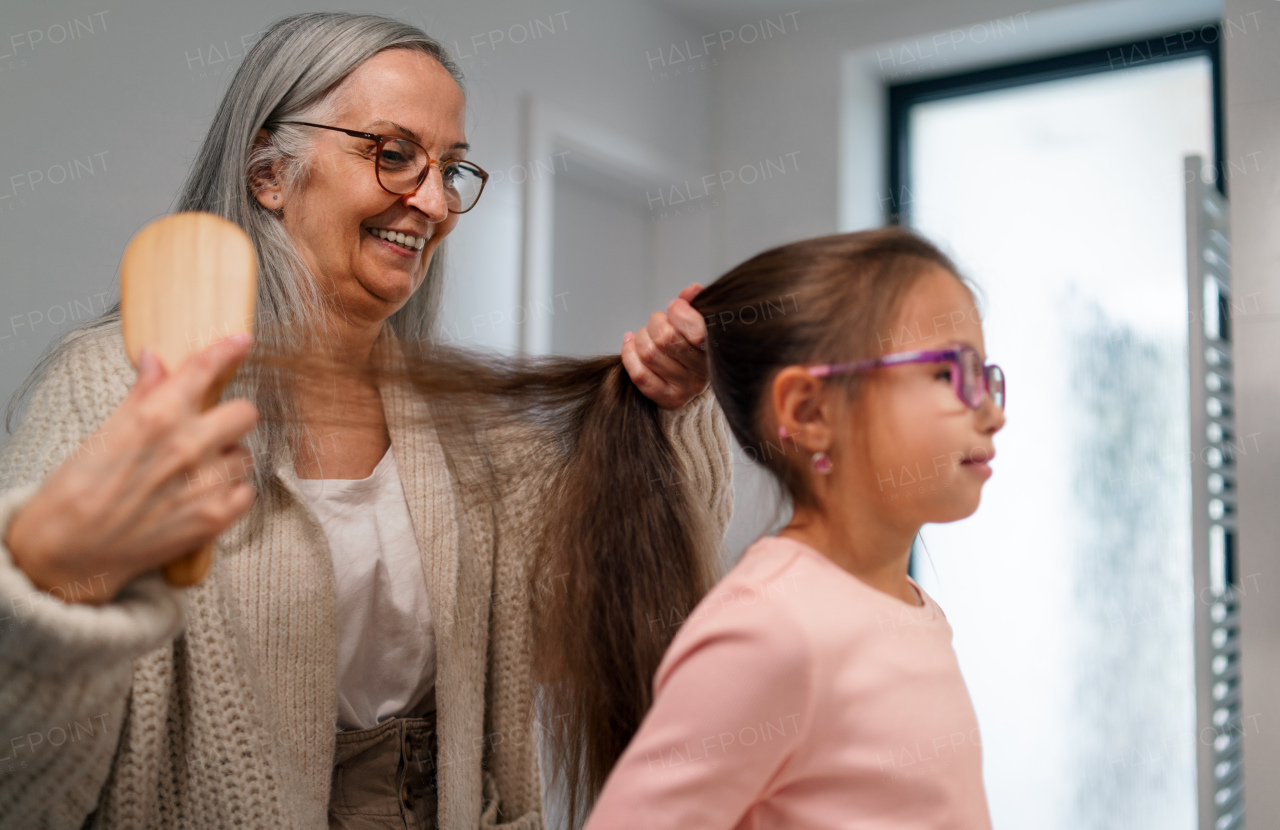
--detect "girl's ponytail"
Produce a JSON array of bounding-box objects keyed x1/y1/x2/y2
[{"x1": 529, "y1": 357, "x2": 720, "y2": 827}]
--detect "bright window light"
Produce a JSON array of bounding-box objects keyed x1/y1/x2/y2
[{"x1": 907, "y1": 56, "x2": 1213, "y2": 829}]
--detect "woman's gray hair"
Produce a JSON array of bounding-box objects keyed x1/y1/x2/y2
[{"x1": 8, "y1": 12, "x2": 465, "y2": 510}]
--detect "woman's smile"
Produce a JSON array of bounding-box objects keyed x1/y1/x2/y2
[{"x1": 365, "y1": 225, "x2": 427, "y2": 254}]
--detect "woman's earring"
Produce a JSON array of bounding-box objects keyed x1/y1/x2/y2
[
  {"x1": 811, "y1": 451, "x2": 833, "y2": 475},
  {"x1": 272, "y1": 195, "x2": 278, "y2": 200}
]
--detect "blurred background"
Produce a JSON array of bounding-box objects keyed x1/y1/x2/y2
[{"x1": 2, "y1": 0, "x2": 1278, "y2": 827}]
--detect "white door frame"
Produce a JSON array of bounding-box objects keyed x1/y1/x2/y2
[{"x1": 519, "y1": 95, "x2": 681, "y2": 354}]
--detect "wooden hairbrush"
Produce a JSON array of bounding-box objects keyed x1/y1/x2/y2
[{"x1": 120, "y1": 212, "x2": 257, "y2": 587}]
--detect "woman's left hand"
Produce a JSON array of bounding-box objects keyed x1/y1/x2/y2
[{"x1": 622, "y1": 283, "x2": 709, "y2": 410}]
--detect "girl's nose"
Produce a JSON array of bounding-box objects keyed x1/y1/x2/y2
[{"x1": 979, "y1": 393, "x2": 1006, "y2": 432}]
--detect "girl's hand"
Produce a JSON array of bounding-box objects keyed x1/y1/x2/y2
[
  {"x1": 5, "y1": 335, "x2": 259, "y2": 604},
  {"x1": 622, "y1": 283, "x2": 709, "y2": 410}
]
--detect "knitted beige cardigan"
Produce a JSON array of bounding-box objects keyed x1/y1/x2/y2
[{"x1": 0, "y1": 322, "x2": 735, "y2": 829}]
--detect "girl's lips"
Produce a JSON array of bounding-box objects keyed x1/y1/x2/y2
[{"x1": 961, "y1": 459, "x2": 993, "y2": 479}]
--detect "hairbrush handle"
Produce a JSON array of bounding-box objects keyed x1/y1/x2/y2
[
  {"x1": 161, "y1": 366, "x2": 237, "y2": 587},
  {"x1": 163, "y1": 542, "x2": 215, "y2": 587}
]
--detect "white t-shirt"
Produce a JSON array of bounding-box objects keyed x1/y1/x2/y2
[{"x1": 295, "y1": 446, "x2": 437, "y2": 731}]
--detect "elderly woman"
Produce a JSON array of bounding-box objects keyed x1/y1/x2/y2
[{"x1": 0, "y1": 13, "x2": 733, "y2": 830}]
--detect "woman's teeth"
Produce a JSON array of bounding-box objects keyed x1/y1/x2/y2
[{"x1": 368, "y1": 227, "x2": 426, "y2": 251}]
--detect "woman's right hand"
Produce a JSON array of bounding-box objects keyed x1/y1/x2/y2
[{"x1": 4, "y1": 334, "x2": 259, "y2": 604}]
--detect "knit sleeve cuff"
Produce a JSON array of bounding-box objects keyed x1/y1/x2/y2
[
  {"x1": 0, "y1": 483, "x2": 186, "y2": 676},
  {"x1": 657, "y1": 381, "x2": 715, "y2": 423},
  {"x1": 657, "y1": 384, "x2": 736, "y2": 536}
]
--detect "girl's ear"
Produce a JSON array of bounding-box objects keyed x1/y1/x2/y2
[
  {"x1": 771, "y1": 366, "x2": 835, "y2": 453},
  {"x1": 249, "y1": 128, "x2": 284, "y2": 210}
]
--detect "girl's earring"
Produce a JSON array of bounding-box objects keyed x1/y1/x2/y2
[{"x1": 811, "y1": 450, "x2": 833, "y2": 475}]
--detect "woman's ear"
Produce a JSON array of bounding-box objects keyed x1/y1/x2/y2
[
  {"x1": 771, "y1": 366, "x2": 834, "y2": 454},
  {"x1": 249, "y1": 128, "x2": 284, "y2": 210}
]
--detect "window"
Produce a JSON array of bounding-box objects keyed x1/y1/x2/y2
[{"x1": 889, "y1": 29, "x2": 1222, "y2": 829}]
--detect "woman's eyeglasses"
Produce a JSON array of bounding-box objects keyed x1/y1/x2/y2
[
  {"x1": 807, "y1": 344, "x2": 1006, "y2": 410},
  {"x1": 274, "y1": 121, "x2": 489, "y2": 214}
]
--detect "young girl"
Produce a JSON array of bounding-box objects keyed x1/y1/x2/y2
[{"x1": 580, "y1": 228, "x2": 1005, "y2": 829}]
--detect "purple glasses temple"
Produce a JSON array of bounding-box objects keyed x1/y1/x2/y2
[{"x1": 807, "y1": 344, "x2": 1005, "y2": 410}]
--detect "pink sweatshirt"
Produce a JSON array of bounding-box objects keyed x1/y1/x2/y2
[{"x1": 583, "y1": 535, "x2": 992, "y2": 830}]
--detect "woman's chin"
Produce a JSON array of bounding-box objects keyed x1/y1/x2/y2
[
  {"x1": 353, "y1": 263, "x2": 419, "y2": 303},
  {"x1": 365, "y1": 253, "x2": 432, "y2": 298}
]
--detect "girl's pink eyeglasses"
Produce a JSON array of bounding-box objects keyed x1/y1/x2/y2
[{"x1": 807, "y1": 344, "x2": 1006, "y2": 410}]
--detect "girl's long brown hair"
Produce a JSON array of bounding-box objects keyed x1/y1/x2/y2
[{"x1": 257, "y1": 227, "x2": 964, "y2": 826}]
